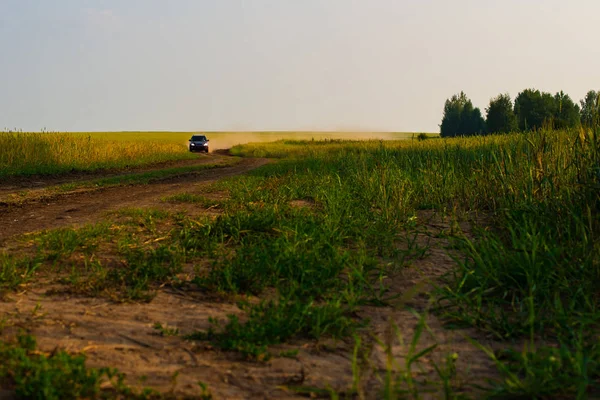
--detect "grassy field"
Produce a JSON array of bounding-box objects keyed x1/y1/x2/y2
[
  {"x1": 0, "y1": 130, "x2": 422, "y2": 178},
  {"x1": 0, "y1": 128, "x2": 598, "y2": 398},
  {"x1": 225, "y1": 129, "x2": 600, "y2": 397}
]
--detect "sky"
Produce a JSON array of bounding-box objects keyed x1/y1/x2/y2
[{"x1": 0, "y1": 0, "x2": 599, "y2": 133}]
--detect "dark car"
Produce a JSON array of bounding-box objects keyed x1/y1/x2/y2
[{"x1": 189, "y1": 134, "x2": 209, "y2": 153}]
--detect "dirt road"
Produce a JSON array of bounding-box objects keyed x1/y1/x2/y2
[{"x1": 0, "y1": 154, "x2": 269, "y2": 245}]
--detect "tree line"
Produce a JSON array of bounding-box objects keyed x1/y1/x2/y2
[{"x1": 440, "y1": 89, "x2": 600, "y2": 137}]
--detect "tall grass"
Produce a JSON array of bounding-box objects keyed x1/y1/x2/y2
[
  {"x1": 225, "y1": 128, "x2": 599, "y2": 396},
  {"x1": 232, "y1": 130, "x2": 596, "y2": 212},
  {"x1": 0, "y1": 131, "x2": 196, "y2": 178}
]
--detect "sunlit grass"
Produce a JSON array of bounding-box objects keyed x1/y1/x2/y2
[
  {"x1": 0, "y1": 131, "x2": 196, "y2": 178},
  {"x1": 1, "y1": 130, "x2": 424, "y2": 178}
]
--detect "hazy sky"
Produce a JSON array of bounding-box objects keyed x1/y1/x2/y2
[{"x1": 1, "y1": 0, "x2": 599, "y2": 132}]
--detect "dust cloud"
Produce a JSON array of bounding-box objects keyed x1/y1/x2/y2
[
  {"x1": 207, "y1": 132, "x2": 278, "y2": 153},
  {"x1": 189, "y1": 131, "x2": 416, "y2": 153}
]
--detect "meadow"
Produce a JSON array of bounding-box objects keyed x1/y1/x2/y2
[{"x1": 0, "y1": 128, "x2": 598, "y2": 398}]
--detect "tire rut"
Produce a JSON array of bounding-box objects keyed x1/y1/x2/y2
[
  {"x1": 0, "y1": 157, "x2": 270, "y2": 245},
  {"x1": 0, "y1": 154, "x2": 228, "y2": 197}
]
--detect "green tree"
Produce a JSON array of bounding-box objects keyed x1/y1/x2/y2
[
  {"x1": 485, "y1": 93, "x2": 518, "y2": 134},
  {"x1": 440, "y1": 92, "x2": 486, "y2": 137},
  {"x1": 580, "y1": 90, "x2": 600, "y2": 127},
  {"x1": 440, "y1": 92, "x2": 469, "y2": 137},
  {"x1": 514, "y1": 89, "x2": 556, "y2": 131},
  {"x1": 458, "y1": 100, "x2": 475, "y2": 135},
  {"x1": 464, "y1": 106, "x2": 486, "y2": 135},
  {"x1": 553, "y1": 91, "x2": 580, "y2": 129}
]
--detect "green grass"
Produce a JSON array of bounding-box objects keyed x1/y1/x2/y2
[
  {"x1": 0, "y1": 255, "x2": 39, "y2": 291},
  {"x1": 0, "y1": 334, "x2": 164, "y2": 399},
  {"x1": 472, "y1": 333, "x2": 600, "y2": 399},
  {"x1": 7, "y1": 212, "x2": 186, "y2": 301},
  {"x1": 189, "y1": 295, "x2": 359, "y2": 360},
  {"x1": 34, "y1": 222, "x2": 114, "y2": 261}
]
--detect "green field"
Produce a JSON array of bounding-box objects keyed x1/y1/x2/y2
[{"x1": 0, "y1": 128, "x2": 598, "y2": 398}]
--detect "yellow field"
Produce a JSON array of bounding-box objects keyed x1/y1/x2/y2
[{"x1": 0, "y1": 131, "x2": 431, "y2": 177}]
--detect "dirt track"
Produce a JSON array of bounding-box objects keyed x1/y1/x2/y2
[
  {"x1": 0, "y1": 155, "x2": 226, "y2": 197},
  {"x1": 0, "y1": 155, "x2": 269, "y2": 245}
]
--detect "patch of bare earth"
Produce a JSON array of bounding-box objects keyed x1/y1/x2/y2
[
  {"x1": 0, "y1": 284, "x2": 359, "y2": 398},
  {"x1": 355, "y1": 210, "x2": 500, "y2": 398},
  {"x1": 289, "y1": 199, "x2": 316, "y2": 209}
]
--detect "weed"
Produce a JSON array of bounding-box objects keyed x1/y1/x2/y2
[
  {"x1": 0, "y1": 334, "x2": 160, "y2": 399},
  {"x1": 153, "y1": 322, "x2": 179, "y2": 337},
  {"x1": 380, "y1": 313, "x2": 438, "y2": 399},
  {"x1": 278, "y1": 349, "x2": 300, "y2": 358},
  {"x1": 197, "y1": 381, "x2": 213, "y2": 400},
  {"x1": 162, "y1": 193, "x2": 225, "y2": 209},
  {"x1": 469, "y1": 333, "x2": 600, "y2": 399},
  {"x1": 26, "y1": 224, "x2": 183, "y2": 301},
  {"x1": 34, "y1": 223, "x2": 113, "y2": 262},
  {"x1": 190, "y1": 294, "x2": 358, "y2": 360},
  {"x1": 101, "y1": 244, "x2": 183, "y2": 301},
  {"x1": 0, "y1": 254, "x2": 39, "y2": 290}
]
